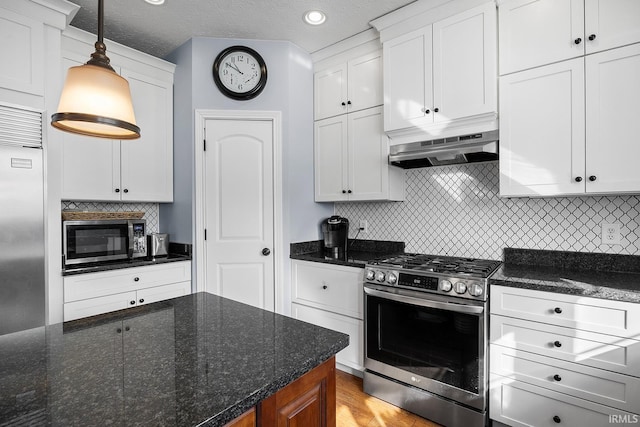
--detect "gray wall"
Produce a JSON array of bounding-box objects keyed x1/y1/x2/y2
[{"x1": 160, "y1": 37, "x2": 333, "y2": 310}]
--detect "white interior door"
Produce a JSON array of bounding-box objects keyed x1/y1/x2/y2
[{"x1": 203, "y1": 118, "x2": 274, "y2": 310}]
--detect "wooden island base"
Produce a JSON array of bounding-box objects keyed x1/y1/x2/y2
[{"x1": 225, "y1": 357, "x2": 336, "y2": 427}]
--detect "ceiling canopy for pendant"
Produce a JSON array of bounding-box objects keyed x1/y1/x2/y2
[{"x1": 51, "y1": 0, "x2": 140, "y2": 139}]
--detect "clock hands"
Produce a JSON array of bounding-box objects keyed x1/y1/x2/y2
[{"x1": 226, "y1": 62, "x2": 243, "y2": 75}]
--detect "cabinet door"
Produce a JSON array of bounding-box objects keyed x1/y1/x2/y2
[
  {"x1": 498, "y1": 0, "x2": 584, "y2": 75},
  {"x1": 64, "y1": 291, "x2": 138, "y2": 321},
  {"x1": 383, "y1": 27, "x2": 433, "y2": 131},
  {"x1": 0, "y1": 8, "x2": 44, "y2": 97},
  {"x1": 433, "y1": 2, "x2": 497, "y2": 121},
  {"x1": 347, "y1": 50, "x2": 383, "y2": 113},
  {"x1": 499, "y1": 58, "x2": 585, "y2": 197},
  {"x1": 314, "y1": 63, "x2": 348, "y2": 120},
  {"x1": 120, "y1": 68, "x2": 174, "y2": 202},
  {"x1": 348, "y1": 107, "x2": 390, "y2": 201},
  {"x1": 585, "y1": 0, "x2": 640, "y2": 54},
  {"x1": 585, "y1": 43, "x2": 640, "y2": 194},
  {"x1": 60, "y1": 54, "x2": 122, "y2": 201},
  {"x1": 292, "y1": 303, "x2": 363, "y2": 372},
  {"x1": 314, "y1": 115, "x2": 348, "y2": 201}
]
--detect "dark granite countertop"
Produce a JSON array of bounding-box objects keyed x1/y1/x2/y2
[
  {"x1": 62, "y1": 242, "x2": 192, "y2": 276},
  {"x1": 0, "y1": 292, "x2": 348, "y2": 426},
  {"x1": 290, "y1": 239, "x2": 405, "y2": 268},
  {"x1": 489, "y1": 248, "x2": 640, "y2": 304}
]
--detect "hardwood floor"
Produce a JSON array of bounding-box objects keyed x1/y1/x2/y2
[{"x1": 336, "y1": 370, "x2": 442, "y2": 427}]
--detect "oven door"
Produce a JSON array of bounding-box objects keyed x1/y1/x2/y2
[
  {"x1": 364, "y1": 284, "x2": 486, "y2": 410},
  {"x1": 63, "y1": 220, "x2": 130, "y2": 266}
]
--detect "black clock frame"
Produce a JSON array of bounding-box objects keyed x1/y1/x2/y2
[{"x1": 212, "y1": 45, "x2": 268, "y2": 100}]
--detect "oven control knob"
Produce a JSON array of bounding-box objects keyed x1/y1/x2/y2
[
  {"x1": 387, "y1": 272, "x2": 398, "y2": 285},
  {"x1": 454, "y1": 282, "x2": 467, "y2": 294},
  {"x1": 365, "y1": 269, "x2": 375, "y2": 281},
  {"x1": 468, "y1": 283, "x2": 484, "y2": 297},
  {"x1": 439, "y1": 280, "x2": 452, "y2": 292},
  {"x1": 375, "y1": 271, "x2": 386, "y2": 282}
]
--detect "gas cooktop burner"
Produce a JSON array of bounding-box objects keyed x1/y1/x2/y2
[{"x1": 369, "y1": 253, "x2": 501, "y2": 278}]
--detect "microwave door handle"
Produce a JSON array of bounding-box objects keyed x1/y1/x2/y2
[
  {"x1": 364, "y1": 286, "x2": 484, "y2": 315},
  {"x1": 128, "y1": 221, "x2": 134, "y2": 259}
]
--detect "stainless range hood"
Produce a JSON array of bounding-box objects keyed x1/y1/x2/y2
[{"x1": 388, "y1": 130, "x2": 499, "y2": 169}]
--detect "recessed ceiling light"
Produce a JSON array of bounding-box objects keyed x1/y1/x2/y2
[
  {"x1": 144, "y1": 0, "x2": 165, "y2": 5},
  {"x1": 303, "y1": 10, "x2": 326, "y2": 25}
]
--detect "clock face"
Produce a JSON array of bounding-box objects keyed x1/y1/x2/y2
[{"x1": 213, "y1": 46, "x2": 267, "y2": 100}]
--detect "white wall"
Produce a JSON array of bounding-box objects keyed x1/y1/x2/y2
[{"x1": 160, "y1": 37, "x2": 332, "y2": 313}]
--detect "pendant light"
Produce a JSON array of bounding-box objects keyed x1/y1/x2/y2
[{"x1": 51, "y1": 0, "x2": 140, "y2": 139}]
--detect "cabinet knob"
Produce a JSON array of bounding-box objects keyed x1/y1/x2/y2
[
  {"x1": 588, "y1": 34, "x2": 596, "y2": 41},
  {"x1": 139, "y1": 298, "x2": 144, "y2": 303},
  {"x1": 262, "y1": 248, "x2": 271, "y2": 256},
  {"x1": 322, "y1": 285, "x2": 328, "y2": 290},
  {"x1": 134, "y1": 277, "x2": 140, "y2": 282},
  {"x1": 421, "y1": 108, "x2": 430, "y2": 114},
  {"x1": 125, "y1": 326, "x2": 130, "y2": 331},
  {"x1": 342, "y1": 190, "x2": 347, "y2": 194},
  {"x1": 347, "y1": 100, "x2": 352, "y2": 105},
  {"x1": 574, "y1": 176, "x2": 582, "y2": 182},
  {"x1": 341, "y1": 102, "x2": 346, "y2": 106},
  {"x1": 117, "y1": 328, "x2": 122, "y2": 333},
  {"x1": 554, "y1": 307, "x2": 562, "y2": 314},
  {"x1": 574, "y1": 37, "x2": 582, "y2": 44},
  {"x1": 347, "y1": 189, "x2": 352, "y2": 194},
  {"x1": 553, "y1": 340, "x2": 562, "y2": 348},
  {"x1": 115, "y1": 188, "x2": 120, "y2": 193},
  {"x1": 553, "y1": 374, "x2": 562, "y2": 382},
  {"x1": 130, "y1": 300, "x2": 136, "y2": 305},
  {"x1": 434, "y1": 107, "x2": 439, "y2": 113},
  {"x1": 123, "y1": 189, "x2": 129, "y2": 193},
  {"x1": 553, "y1": 415, "x2": 561, "y2": 423},
  {"x1": 589, "y1": 175, "x2": 597, "y2": 182}
]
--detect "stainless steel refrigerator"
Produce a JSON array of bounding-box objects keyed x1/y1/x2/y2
[{"x1": 0, "y1": 104, "x2": 45, "y2": 335}]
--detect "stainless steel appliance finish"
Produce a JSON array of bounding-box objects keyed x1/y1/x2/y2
[
  {"x1": 363, "y1": 253, "x2": 501, "y2": 427},
  {"x1": 63, "y1": 219, "x2": 147, "y2": 267},
  {"x1": 389, "y1": 129, "x2": 499, "y2": 168},
  {"x1": 0, "y1": 106, "x2": 45, "y2": 336},
  {"x1": 148, "y1": 233, "x2": 169, "y2": 258}
]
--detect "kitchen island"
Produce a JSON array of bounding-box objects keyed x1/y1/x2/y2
[{"x1": 0, "y1": 292, "x2": 349, "y2": 426}]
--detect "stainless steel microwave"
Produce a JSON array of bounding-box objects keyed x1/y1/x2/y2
[{"x1": 63, "y1": 219, "x2": 147, "y2": 267}]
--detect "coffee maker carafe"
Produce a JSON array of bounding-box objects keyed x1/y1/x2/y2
[{"x1": 322, "y1": 216, "x2": 349, "y2": 258}]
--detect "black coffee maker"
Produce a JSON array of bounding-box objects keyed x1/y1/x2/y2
[{"x1": 322, "y1": 216, "x2": 349, "y2": 258}]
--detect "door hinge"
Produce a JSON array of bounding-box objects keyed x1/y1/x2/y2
[
  {"x1": 203, "y1": 139, "x2": 206, "y2": 151},
  {"x1": 204, "y1": 229, "x2": 207, "y2": 240}
]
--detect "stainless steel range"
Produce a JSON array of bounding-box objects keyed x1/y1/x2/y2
[{"x1": 363, "y1": 253, "x2": 501, "y2": 427}]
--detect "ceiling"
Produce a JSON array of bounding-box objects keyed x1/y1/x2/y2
[{"x1": 67, "y1": 0, "x2": 417, "y2": 59}]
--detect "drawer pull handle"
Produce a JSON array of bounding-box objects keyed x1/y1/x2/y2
[
  {"x1": 130, "y1": 300, "x2": 136, "y2": 305},
  {"x1": 139, "y1": 298, "x2": 144, "y2": 304},
  {"x1": 553, "y1": 415, "x2": 561, "y2": 423},
  {"x1": 554, "y1": 307, "x2": 562, "y2": 314},
  {"x1": 322, "y1": 285, "x2": 328, "y2": 290},
  {"x1": 553, "y1": 374, "x2": 562, "y2": 382},
  {"x1": 554, "y1": 340, "x2": 562, "y2": 348},
  {"x1": 134, "y1": 277, "x2": 140, "y2": 282}
]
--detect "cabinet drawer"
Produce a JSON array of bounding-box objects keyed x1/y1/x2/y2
[
  {"x1": 490, "y1": 374, "x2": 639, "y2": 427},
  {"x1": 490, "y1": 344, "x2": 640, "y2": 412},
  {"x1": 292, "y1": 303, "x2": 362, "y2": 371},
  {"x1": 137, "y1": 281, "x2": 191, "y2": 306},
  {"x1": 64, "y1": 261, "x2": 191, "y2": 302},
  {"x1": 64, "y1": 291, "x2": 137, "y2": 321},
  {"x1": 490, "y1": 315, "x2": 640, "y2": 376},
  {"x1": 491, "y1": 286, "x2": 640, "y2": 337},
  {"x1": 291, "y1": 261, "x2": 363, "y2": 319}
]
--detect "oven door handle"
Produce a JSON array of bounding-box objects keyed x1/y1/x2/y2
[{"x1": 364, "y1": 286, "x2": 484, "y2": 315}]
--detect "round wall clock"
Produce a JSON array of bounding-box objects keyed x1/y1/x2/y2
[{"x1": 212, "y1": 46, "x2": 268, "y2": 100}]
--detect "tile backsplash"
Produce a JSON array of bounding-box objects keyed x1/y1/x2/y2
[
  {"x1": 335, "y1": 162, "x2": 640, "y2": 260},
  {"x1": 61, "y1": 201, "x2": 159, "y2": 233}
]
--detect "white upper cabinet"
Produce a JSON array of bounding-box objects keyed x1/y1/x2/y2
[
  {"x1": 498, "y1": 0, "x2": 640, "y2": 75},
  {"x1": 380, "y1": 2, "x2": 497, "y2": 139},
  {"x1": 60, "y1": 29, "x2": 175, "y2": 202},
  {"x1": 314, "y1": 106, "x2": 404, "y2": 202},
  {"x1": 314, "y1": 50, "x2": 382, "y2": 120}
]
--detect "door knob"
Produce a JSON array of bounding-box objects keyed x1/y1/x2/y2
[{"x1": 262, "y1": 248, "x2": 271, "y2": 256}]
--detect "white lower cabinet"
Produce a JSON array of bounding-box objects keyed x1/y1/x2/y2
[
  {"x1": 489, "y1": 285, "x2": 640, "y2": 426},
  {"x1": 290, "y1": 260, "x2": 364, "y2": 373},
  {"x1": 63, "y1": 261, "x2": 191, "y2": 321}
]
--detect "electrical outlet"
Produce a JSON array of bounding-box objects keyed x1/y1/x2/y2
[
  {"x1": 359, "y1": 219, "x2": 369, "y2": 234},
  {"x1": 601, "y1": 223, "x2": 621, "y2": 245}
]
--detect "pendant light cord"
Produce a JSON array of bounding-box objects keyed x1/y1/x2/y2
[
  {"x1": 86, "y1": 0, "x2": 114, "y2": 70},
  {"x1": 97, "y1": 0, "x2": 104, "y2": 44}
]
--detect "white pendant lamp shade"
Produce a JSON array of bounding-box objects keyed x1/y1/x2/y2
[{"x1": 52, "y1": 64, "x2": 140, "y2": 139}]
